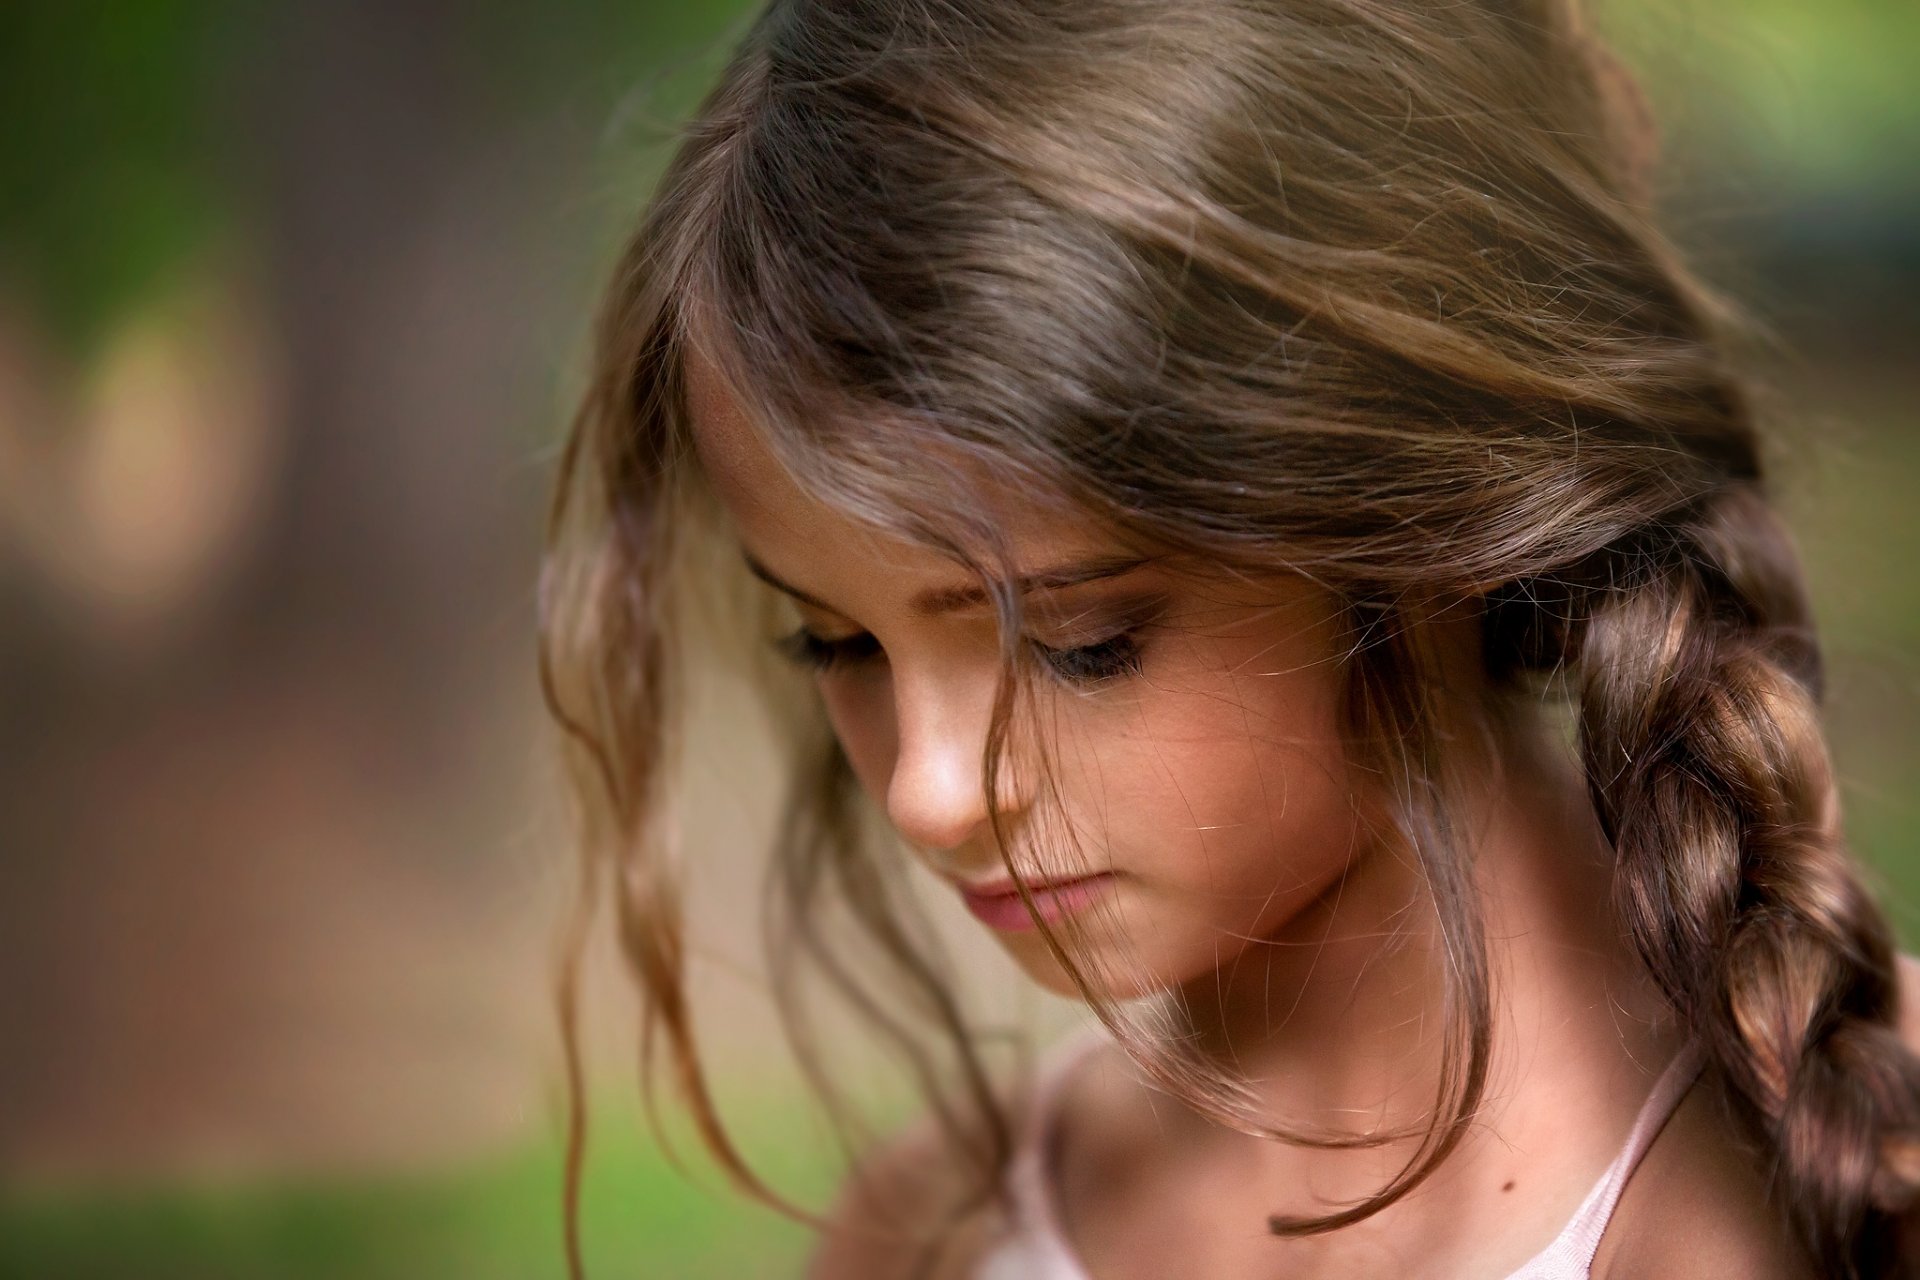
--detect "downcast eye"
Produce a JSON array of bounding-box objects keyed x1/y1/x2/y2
[
  {"x1": 1031, "y1": 631, "x2": 1143, "y2": 686},
  {"x1": 774, "y1": 627, "x2": 883, "y2": 672},
  {"x1": 772, "y1": 620, "x2": 1151, "y2": 687}
]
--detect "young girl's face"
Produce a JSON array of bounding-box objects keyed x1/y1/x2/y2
[{"x1": 689, "y1": 354, "x2": 1381, "y2": 1000}]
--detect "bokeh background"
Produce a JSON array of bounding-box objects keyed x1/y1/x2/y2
[{"x1": 1, "y1": 2, "x2": 1915, "y2": 1277}]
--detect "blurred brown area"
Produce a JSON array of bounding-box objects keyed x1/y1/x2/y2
[{"x1": 0, "y1": 0, "x2": 758, "y2": 1179}]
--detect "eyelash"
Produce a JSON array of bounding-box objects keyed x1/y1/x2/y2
[{"x1": 773, "y1": 626, "x2": 1146, "y2": 687}]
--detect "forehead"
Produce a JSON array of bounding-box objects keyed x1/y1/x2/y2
[
  {"x1": 682, "y1": 344, "x2": 1115, "y2": 582},
  {"x1": 683, "y1": 346, "x2": 827, "y2": 532}
]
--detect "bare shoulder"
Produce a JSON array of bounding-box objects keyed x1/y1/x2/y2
[
  {"x1": 1592, "y1": 1068, "x2": 1814, "y2": 1280},
  {"x1": 802, "y1": 1110, "x2": 1004, "y2": 1280},
  {"x1": 1591, "y1": 950, "x2": 1920, "y2": 1280}
]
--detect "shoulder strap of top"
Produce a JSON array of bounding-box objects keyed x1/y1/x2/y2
[{"x1": 1503, "y1": 1041, "x2": 1709, "y2": 1280}]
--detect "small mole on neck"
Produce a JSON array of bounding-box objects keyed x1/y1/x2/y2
[{"x1": 1501, "y1": 1180, "x2": 1516, "y2": 1193}]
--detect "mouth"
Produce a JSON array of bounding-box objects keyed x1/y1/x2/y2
[{"x1": 956, "y1": 871, "x2": 1116, "y2": 932}]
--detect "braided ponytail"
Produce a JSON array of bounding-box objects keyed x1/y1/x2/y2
[{"x1": 1575, "y1": 488, "x2": 1920, "y2": 1274}]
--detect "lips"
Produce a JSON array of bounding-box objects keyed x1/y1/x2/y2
[{"x1": 955, "y1": 871, "x2": 1115, "y2": 932}]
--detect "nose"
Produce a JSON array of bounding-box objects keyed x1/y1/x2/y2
[{"x1": 882, "y1": 670, "x2": 1030, "y2": 855}]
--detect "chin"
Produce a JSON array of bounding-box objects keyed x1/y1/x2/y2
[{"x1": 1008, "y1": 934, "x2": 1193, "y2": 1004}]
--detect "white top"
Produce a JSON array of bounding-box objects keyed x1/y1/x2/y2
[{"x1": 973, "y1": 1033, "x2": 1706, "y2": 1280}]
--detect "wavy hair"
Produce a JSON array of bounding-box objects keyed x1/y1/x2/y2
[{"x1": 539, "y1": 1, "x2": 1920, "y2": 1274}]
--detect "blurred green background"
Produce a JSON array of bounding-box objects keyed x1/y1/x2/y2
[{"x1": 0, "y1": 2, "x2": 1915, "y2": 1277}]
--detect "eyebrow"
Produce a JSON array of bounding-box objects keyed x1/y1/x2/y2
[{"x1": 742, "y1": 552, "x2": 1153, "y2": 618}]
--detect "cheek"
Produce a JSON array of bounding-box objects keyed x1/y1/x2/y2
[
  {"x1": 1009, "y1": 664, "x2": 1363, "y2": 1001},
  {"x1": 1061, "y1": 636, "x2": 1362, "y2": 921},
  {"x1": 1144, "y1": 708, "x2": 1352, "y2": 882}
]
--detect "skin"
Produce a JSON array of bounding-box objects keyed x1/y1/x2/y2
[{"x1": 684, "y1": 347, "x2": 1821, "y2": 1279}]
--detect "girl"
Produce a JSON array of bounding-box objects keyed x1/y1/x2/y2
[{"x1": 539, "y1": 1, "x2": 1920, "y2": 1276}]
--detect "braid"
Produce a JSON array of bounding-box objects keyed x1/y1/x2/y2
[{"x1": 1575, "y1": 488, "x2": 1920, "y2": 1274}]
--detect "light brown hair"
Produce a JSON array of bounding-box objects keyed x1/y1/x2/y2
[{"x1": 539, "y1": 0, "x2": 1920, "y2": 1274}]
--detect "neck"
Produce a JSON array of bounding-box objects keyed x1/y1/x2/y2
[{"x1": 1167, "y1": 694, "x2": 1669, "y2": 1147}]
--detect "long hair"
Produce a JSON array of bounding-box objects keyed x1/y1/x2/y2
[{"x1": 538, "y1": 1, "x2": 1920, "y2": 1274}]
